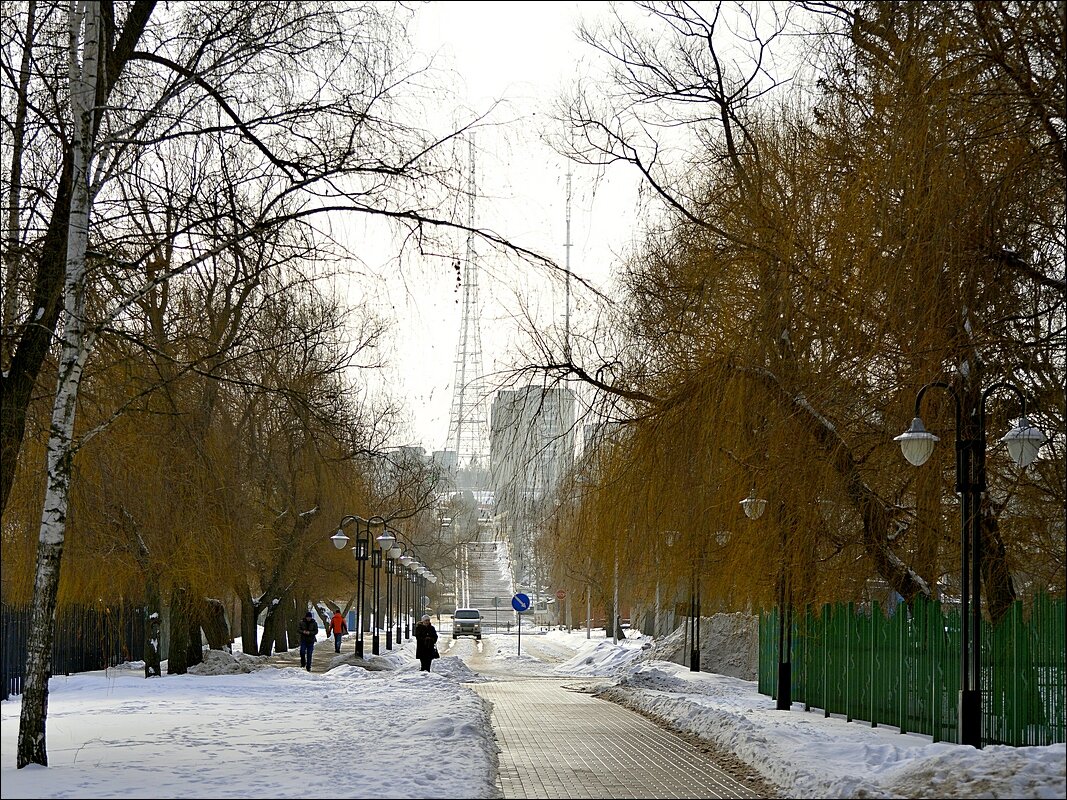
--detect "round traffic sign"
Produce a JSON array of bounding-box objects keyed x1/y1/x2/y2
[
  {"x1": 511, "y1": 592, "x2": 531, "y2": 613},
  {"x1": 555, "y1": 590, "x2": 566, "y2": 600}
]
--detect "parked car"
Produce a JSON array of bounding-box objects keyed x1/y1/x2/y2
[{"x1": 452, "y1": 608, "x2": 482, "y2": 640}]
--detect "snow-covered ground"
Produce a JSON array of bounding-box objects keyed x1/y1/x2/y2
[{"x1": 1, "y1": 627, "x2": 1063, "y2": 799}]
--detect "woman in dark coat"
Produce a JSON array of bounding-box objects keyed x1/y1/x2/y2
[{"x1": 414, "y1": 614, "x2": 438, "y2": 672}]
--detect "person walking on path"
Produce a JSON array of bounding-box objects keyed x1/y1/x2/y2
[
  {"x1": 298, "y1": 610, "x2": 318, "y2": 671},
  {"x1": 414, "y1": 614, "x2": 439, "y2": 672},
  {"x1": 328, "y1": 610, "x2": 347, "y2": 653}
]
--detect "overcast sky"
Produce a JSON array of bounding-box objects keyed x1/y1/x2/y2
[{"x1": 361, "y1": 1, "x2": 645, "y2": 455}]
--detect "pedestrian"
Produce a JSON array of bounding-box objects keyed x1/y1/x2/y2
[
  {"x1": 298, "y1": 610, "x2": 318, "y2": 672},
  {"x1": 328, "y1": 609, "x2": 347, "y2": 653},
  {"x1": 414, "y1": 613, "x2": 439, "y2": 672}
]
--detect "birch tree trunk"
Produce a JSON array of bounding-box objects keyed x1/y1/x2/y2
[{"x1": 16, "y1": 0, "x2": 101, "y2": 769}]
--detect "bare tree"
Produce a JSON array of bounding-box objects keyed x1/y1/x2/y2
[{"x1": 5, "y1": 0, "x2": 551, "y2": 768}]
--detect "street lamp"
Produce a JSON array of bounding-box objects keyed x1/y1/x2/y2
[
  {"x1": 370, "y1": 545, "x2": 383, "y2": 655},
  {"x1": 384, "y1": 554, "x2": 396, "y2": 650},
  {"x1": 687, "y1": 540, "x2": 701, "y2": 673},
  {"x1": 655, "y1": 531, "x2": 679, "y2": 639},
  {"x1": 406, "y1": 558, "x2": 420, "y2": 638},
  {"x1": 414, "y1": 565, "x2": 431, "y2": 618},
  {"x1": 377, "y1": 528, "x2": 396, "y2": 649},
  {"x1": 331, "y1": 515, "x2": 384, "y2": 659},
  {"x1": 399, "y1": 549, "x2": 414, "y2": 638},
  {"x1": 894, "y1": 380, "x2": 1045, "y2": 748},
  {"x1": 740, "y1": 493, "x2": 766, "y2": 521},
  {"x1": 741, "y1": 490, "x2": 792, "y2": 710},
  {"x1": 389, "y1": 541, "x2": 403, "y2": 645},
  {"x1": 426, "y1": 571, "x2": 438, "y2": 621}
]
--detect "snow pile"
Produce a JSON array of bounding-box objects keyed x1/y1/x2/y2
[
  {"x1": 638, "y1": 612, "x2": 758, "y2": 680},
  {"x1": 430, "y1": 655, "x2": 486, "y2": 682},
  {"x1": 553, "y1": 636, "x2": 648, "y2": 676},
  {"x1": 188, "y1": 649, "x2": 271, "y2": 675}
]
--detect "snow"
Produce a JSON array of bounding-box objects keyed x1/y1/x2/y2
[{"x1": 2, "y1": 627, "x2": 1063, "y2": 799}]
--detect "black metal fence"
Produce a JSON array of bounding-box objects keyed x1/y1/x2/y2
[{"x1": 1, "y1": 602, "x2": 146, "y2": 700}]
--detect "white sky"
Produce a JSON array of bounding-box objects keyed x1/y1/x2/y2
[
  {"x1": 356, "y1": 2, "x2": 646, "y2": 454},
  {"x1": 2, "y1": 627, "x2": 1063, "y2": 799}
]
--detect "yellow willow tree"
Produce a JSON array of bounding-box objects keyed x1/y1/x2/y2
[
  {"x1": 5, "y1": 252, "x2": 387, "y2": 671},
  {"x1": 540, "y1": 1, "x2": 1064, "y2": 619}
]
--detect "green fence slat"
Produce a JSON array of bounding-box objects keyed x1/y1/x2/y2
[{"x1": 755, "y1": 593, "x2": 1064, "y2": 747}]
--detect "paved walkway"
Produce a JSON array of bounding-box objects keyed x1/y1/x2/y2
[
  {"x1": 472, "y1": 678, "x2": 764, "y2": 799},
  {"x1": 266, "y1": 637, "x2": 773, "y2": 798}
]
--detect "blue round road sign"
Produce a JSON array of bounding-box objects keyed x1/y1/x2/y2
[{"x1": 511, "y1": 592, "x2": 531, "y2": 613}]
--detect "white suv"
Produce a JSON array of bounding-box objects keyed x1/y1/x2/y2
[{"x1": 452, "y1": 608, "x2": 482, "y2": 640}]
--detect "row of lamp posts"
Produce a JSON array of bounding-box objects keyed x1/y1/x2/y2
[
  {"x1": 327, "y1": 391, "x2": 1042, "y2": 750},
  {"x1": 330, "y1": 515, "x2": 438, "y2": 658},
  {"x1": 729, "y1": 380, "x2": 1044, "y2": 750}
]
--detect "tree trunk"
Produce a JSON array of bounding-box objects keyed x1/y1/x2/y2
[
  {"x1": 287, "y1": 598, "x2": 301, "y2": 647},
  {"x1": 981, "y1": 503, "x2": 1017, "y2": 622},
  {"x1": 202, "y1": 598, "x2": 231, "y2": 652},
  {"x1": 167, "y1": 586, "x2": 190, "y2": 675},
  {"x1": 259, "y1": 601, "x2": 280, "y2": 656},
  {"x1": 270, "y1": 601, "x2": 290, "y2": 655},
  {"x1": 186, "y1": 599, "x2": 203, "y2": 668},
  {"x1": 16, "y1": 3, "x2": 101, "y2": 768},
  {"x1": 238, "y1": 588, "x2": 259, "y2": 655},
  {"x1": 143, "y1": 582, "x2": 162, "y2": 678},
  {"x1": 914, "y1": 454, "x2": 944, "y2": 598}
]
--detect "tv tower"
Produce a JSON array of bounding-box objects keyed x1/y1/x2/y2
[{"x1": 445, "y1": 136, "x2": 488, "y2": 487}]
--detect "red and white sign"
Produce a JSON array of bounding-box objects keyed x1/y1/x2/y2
[{"x1": 555, "y1": 590, "x2": 566, "y2": 600}]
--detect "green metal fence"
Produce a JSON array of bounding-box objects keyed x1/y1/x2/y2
[{"x1": 758, "y1": 594, "x2": 1065, "y2": 746}]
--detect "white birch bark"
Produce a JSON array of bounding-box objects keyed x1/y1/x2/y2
[{"x1": 16, "y1": 0, "x2": 101, "y2": 769}]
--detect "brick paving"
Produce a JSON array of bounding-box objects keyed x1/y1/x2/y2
[{"x1": 473, "y1": 678, "x2": 763, "y2": 799}]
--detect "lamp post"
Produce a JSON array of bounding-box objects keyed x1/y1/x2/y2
[
  {"x1": 894, "y1": 380, "x2": 1044, "y2": 748},
  {"x1": 654, "y1": 531, "x2": 679, "y2": 639},
  {"x1": 384, "y1": 557, "x2": 395, "y2": 650},
  {"x1": 612, "y1": 538, "x2": 619, "y2": 645},
  {"x1": 674, "y1": 529, "x2": 704, "y2": 672},
  {"x1": 331, "y1": 515, "x2": 385, "y2": 659},
  {"x1": 586, "y1": 582, "x2": 591, "y2": 640},
  {"x1": 688, "y1": 558, "x2": 701, "y2": 673},
  {"x1": 408, "y1": 558, "x2": 421, "y2": 629},
  {"x1": 742, "y1": 491, "x2": 791, "y2": 710},
  {"x1": 426, "y1": 570, "x2": 438, "y2": 621},
  {"x1": 420, "y1": 565, "x2": 429, "y2": 617},
  {"x1": 399, "y1": 550, "x2": 414, "y2": 638},
  {"x1": 407, "y1": 558, "x2": 420, "y2": 635},
  {"x1": 390, "y1": 541, "x2": 403, "y2": 645},
  {"x1": 376, "y1": 528, "x2": 396, "y2": 650},
  {"x1": 395, "y1": 561, "x2": 403, "y2": 644},
  {"x1": 370, "y1": 545, "x2": 383, "y2": 655},
  {"x1": 410, "y1": 560, "x2": 422, "y2": 634}
]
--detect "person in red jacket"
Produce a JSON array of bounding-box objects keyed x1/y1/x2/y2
[{"x1": 328, "y1": 610, "x2": 347, "y2": 653}]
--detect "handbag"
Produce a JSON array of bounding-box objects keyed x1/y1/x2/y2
[{"x1": 432, "y1": 645, "x2": 440, "y2": 659}]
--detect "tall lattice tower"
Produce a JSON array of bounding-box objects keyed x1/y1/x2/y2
[{"x1": 445, "y1": 137, "x2": 488, "y2": 487}]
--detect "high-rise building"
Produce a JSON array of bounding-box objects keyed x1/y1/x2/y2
[{"x1": 489, "y1": 386, "x2": 576, "y2": 584}]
